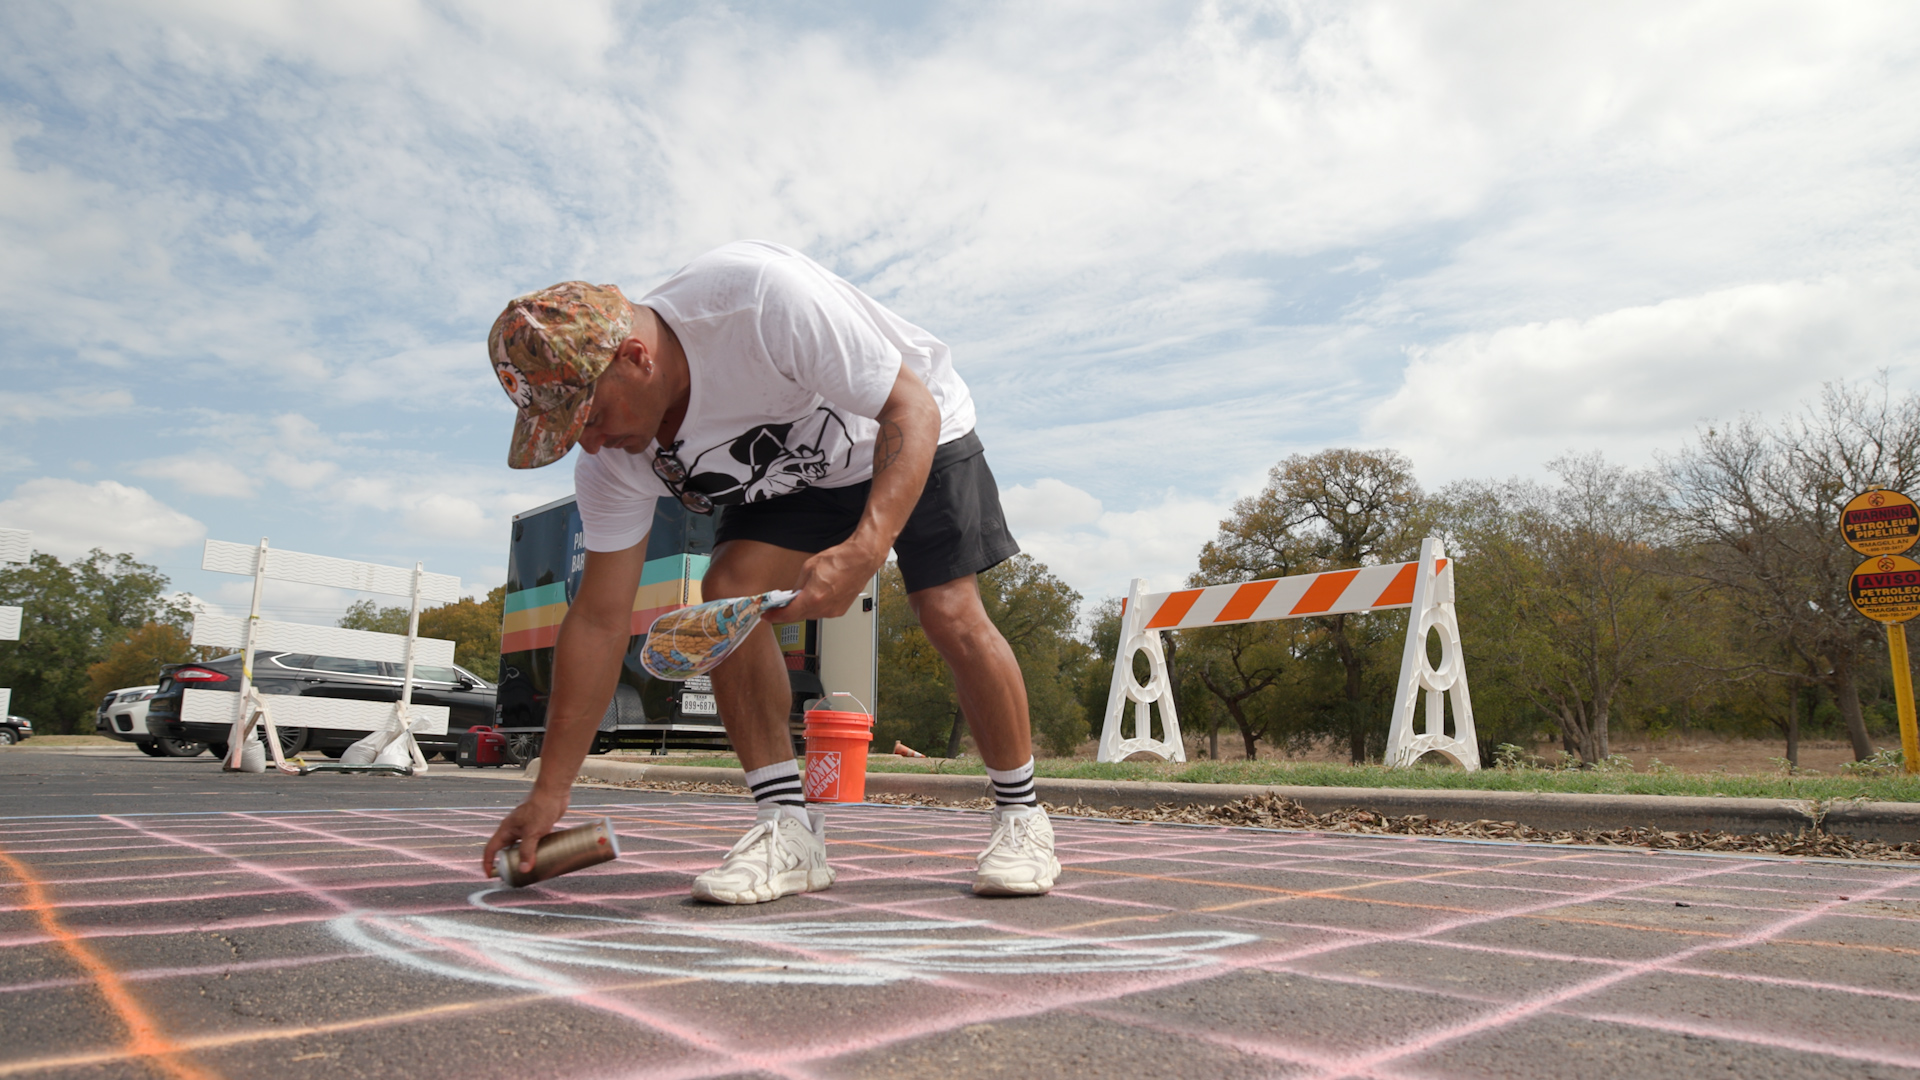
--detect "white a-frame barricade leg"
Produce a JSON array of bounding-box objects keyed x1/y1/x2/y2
[
  {"x1": 1097, "y1": 577, "x2": 1186, "y2": 762},
  {"x1": 1097, "y1": 537, "x2": 1479, "y2": 769},
  {"x1": 0, "y1": 528, "x2": 28, "y2": 720},
  {"x1": 194, "y1": 538, "x2": 462, "y2": 776},
  {"x1": 1383, "y1": 537, "x2": 1477, "y2": 768}
]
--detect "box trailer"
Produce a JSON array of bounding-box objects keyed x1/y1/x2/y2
[{"x1": 495, "y1": 494, "x2": 876, "y2": 762}]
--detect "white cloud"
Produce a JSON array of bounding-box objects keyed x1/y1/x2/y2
[
  {"x1": 6, "y1": 0, "x2": 1920, "y2": 614},
  {"x1": 0, "y1": 478, "x2": 205, "y2": 559},
  {"x1": 1001, "y1": 478, "x2": 1104, "y2": 534},
  {"x1": 132, "y1": 455, "x2": 259, "y2": 497},
  {"x1": 403, "y1": 493, "x2": 491, "y2": 543},
  {"x1": 1368, "y1": 275, "x2": 1920, "y2": 482},
  {"x1": 0, "y1": 387, "x2": 137, "y2": 422},
  {"x1": 1003, "y1": 479, "x2": 1228, "y2": 602}
]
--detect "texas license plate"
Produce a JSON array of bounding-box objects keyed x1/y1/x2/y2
[{"x1": 680, "y1": 693, "x2": 717, "y2": 716}]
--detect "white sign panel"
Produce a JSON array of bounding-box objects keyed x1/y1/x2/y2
[
  {"x1": 191, "y1": 614, "x2": 455, "y2": 667},
  {"x1": 202, "y1": 540, "x2": 462, "y2": 603},
  {"x1": 0, "y1": 607, "x2": 19, "y2": 642},
  {"x1": 0, "y1": 529, "x2": 27, "y2": 565},
  {"x1": 182, "y1": 689, "x2": 449, "y2": 735}
]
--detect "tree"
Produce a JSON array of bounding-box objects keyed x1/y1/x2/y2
[
  {"x1": 875, "y1": 563, "x2": 959, "y2": 755},
  {"x1": 1185, "y1": 621, "x2": 1289, "y2": 759},
  {"x1": 0, "y1": 550, "x2": 190, "y2": 732},
  {"x1": 1195, "y1": 448, "x2": 1427, "y2": 761},
  {"x1": 86, "y1": 622, "x2": 209, "y2": 703},
  {"x1": 979, "y1": 555, "x2": 1089, "y2": 756},
  {"x1": 1441, "y1": 454, "x2": 1695, "y2": 764},
  {"x1": 1665, "y1": 376, "x2": 1920, "y2": 761},
  {"x1": 874, "y1": 555, "x2": 1087, "y2": 758},
  {"x1": 339, "y1": 586, "x2": 508, "y2": 681}
]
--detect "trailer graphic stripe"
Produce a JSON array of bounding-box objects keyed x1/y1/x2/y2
[{"x1": 500, "y1": 556, "x2": 711, "y2": 654}]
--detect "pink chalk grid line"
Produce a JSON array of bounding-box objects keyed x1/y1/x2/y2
[{"x1": 0, "y1": 800, "x2": 1915, "y2": 1079}]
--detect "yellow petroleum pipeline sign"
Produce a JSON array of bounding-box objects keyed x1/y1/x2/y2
[
  {"x1": 1841, "y1": 489, "x2": 1920, "y2": 556},
  {"x1": 1849, "y1": 555, "x2": 1920, "y2": 624}
]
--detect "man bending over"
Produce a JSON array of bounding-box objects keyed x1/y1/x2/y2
[{"x1": 480, "y1": 240, "x2": 1058, "y2": 903}]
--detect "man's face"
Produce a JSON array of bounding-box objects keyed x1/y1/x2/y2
[{"x1": 576, "y1": 348, "x2": 667, "y2": 456}]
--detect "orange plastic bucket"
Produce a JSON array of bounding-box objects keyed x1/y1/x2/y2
[{"x1": 803, "y1": 695, "x2": 873, "y2": 804}]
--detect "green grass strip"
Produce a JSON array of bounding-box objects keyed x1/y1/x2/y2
[{"x1": 625, "y1": 754, "x2": 1920, "y2": 802}]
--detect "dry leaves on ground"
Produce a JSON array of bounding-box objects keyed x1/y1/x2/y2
[{"x1": 583, "y1": 779, "x2": 1920, "y2": 861}]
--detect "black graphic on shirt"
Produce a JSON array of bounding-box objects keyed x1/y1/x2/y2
[{"x1": 684, "y1": 407, "x2": 854, "y2": 505}]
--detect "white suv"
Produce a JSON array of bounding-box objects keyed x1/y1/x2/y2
[{"x1": 97, "y1": 685, "x2": 205, "y2": 757}]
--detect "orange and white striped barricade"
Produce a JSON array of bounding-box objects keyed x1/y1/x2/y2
[
  {"x1": 1097, "y1": 537, "x2": 1478, "y2": 769},
  {"x1": 193, "y1": 538, "x2": 463, "y2": 775},
  {"x1": 0, "y1": 528, "x2": 26, "y2": 718}
]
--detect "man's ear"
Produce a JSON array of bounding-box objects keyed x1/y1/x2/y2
[{"x1": 608, "y1": 337, "x2": 649, "y2": 377}]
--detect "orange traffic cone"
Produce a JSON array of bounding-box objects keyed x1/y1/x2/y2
[{"x1": 893, "y1": 741, "x2": 926, "y2": 758}]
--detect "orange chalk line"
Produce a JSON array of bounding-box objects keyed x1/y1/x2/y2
[
  {"x1": 0, "y1": 847, "x2": 220, "y2": 1080},
  {"x1": 0, "y1": 971, "x2": 732, "y2": 1078},
  {"x1": 11, "y1": 808, "x2": 1899, "y2": 1070},
  {"x1": 6, "y1": 808, "x2": 1900, "y2": 1075}
]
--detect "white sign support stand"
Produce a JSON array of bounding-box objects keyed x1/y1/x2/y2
[
  {"x1": 0, "y1": 528, "x2": 26, "y2": 721},
  {"x1": 363, "y1": 562, "x2": 431, "y2": 772},
  {"x1": 198, "y1": 538, "x2": 461, "y2": 777}
]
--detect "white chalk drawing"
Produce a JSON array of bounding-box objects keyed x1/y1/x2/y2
[{"x1": 330, "y1": 887, "x2": 1259, "y2": 991}]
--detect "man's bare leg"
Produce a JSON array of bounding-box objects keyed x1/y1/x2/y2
[
  {"x1": 688, "y1": 539, "x2": 835, "y2": 905},
  {"x1": 702, "y1": 539, "x2": 812, "y2": 771},
  {"x1": 911, "y1": 573, "x2": 1057, "y2": 895},
  {"x1": 908, "y1": 574, "x2": 1032, "y2": 769}
]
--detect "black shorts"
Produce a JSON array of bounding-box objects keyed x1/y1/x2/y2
[{"x1": 713, "y1": 429, "x2": 1021, "y2": 593}]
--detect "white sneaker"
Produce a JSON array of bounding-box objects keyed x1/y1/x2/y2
[
  {"x1": 973, "y1": 804, "x2": 1060, "y2": 896},
  {"x1": 691, "y1": 807, "x2": 835, "y2": 905}
]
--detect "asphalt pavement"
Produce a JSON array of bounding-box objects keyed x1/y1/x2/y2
[{"x1": 2, "y1": 745, "x2": 1918, "y2": 1079}]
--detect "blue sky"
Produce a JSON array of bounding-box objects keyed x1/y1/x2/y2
[{"x1": 2, "y1": 0, "x2": 1916, "y2": 621}]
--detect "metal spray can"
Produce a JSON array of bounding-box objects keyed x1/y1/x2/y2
[{"x1": 493, "y1": 817, "x2": 622, "y2": 887}]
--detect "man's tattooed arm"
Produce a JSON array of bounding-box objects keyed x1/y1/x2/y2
[{"x1": 875, "y1": 420, "x2": 905, "y2": 476}]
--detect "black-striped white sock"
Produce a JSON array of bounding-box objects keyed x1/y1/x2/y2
[
  {"x1": 985, "y1": 758, "x2": 1038, "y2": 807},
  {"x1": 744, "y1": 761, "x2": 810, "y2": 825}
]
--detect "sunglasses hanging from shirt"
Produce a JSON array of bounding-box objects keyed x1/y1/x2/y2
[{"x1": 652, "y1": 443, "x2": 715, "y2": 515}]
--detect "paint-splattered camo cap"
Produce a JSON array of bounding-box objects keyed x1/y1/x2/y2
[{"x1": 489, "y1": 281, "x2": 634, "y2": 469}]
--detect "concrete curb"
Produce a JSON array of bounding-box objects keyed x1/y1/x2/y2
[{"x1": 557, "y1": 758, "x2": 1920, "y2": 845}]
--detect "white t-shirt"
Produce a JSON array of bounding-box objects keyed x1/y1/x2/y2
[{"x1": 574, "y1": 240, "x2": 976, "y2": 552}]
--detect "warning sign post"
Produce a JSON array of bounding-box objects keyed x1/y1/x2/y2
[
  {"x1": 1848, "y1": 555, "x2": 1920, "y2": 625},
  {"x1": 1841, "y1": 489, "x2": 1920, "y2": 557},
  {"x1": 1843, "y1": 494, "x2": 1920, "y2": 774}
]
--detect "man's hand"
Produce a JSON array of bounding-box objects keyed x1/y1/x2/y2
[
  {"x1": 483, "y1": 789, "x2": 570, "y2": 876},
  {"x1": 779, "y1": 365, "x2": 939, "y2": 623},
  {"x1": 480, "y1": 542, "x2": 648, "y2": 878},
  {"x1": 783, "y1": 538, "x2": 885, "y2": 621}
]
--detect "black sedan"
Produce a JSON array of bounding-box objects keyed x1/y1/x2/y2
[{"x1": 144, "y1": 651, "x2": 496, "y2": 761}]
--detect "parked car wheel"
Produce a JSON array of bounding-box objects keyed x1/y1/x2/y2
[
  {"x1": 208, "y1": 741, "x2": 229, "y2": 760},
  {"x1": 158, "y1": 738, "x2": 206, "y2": 758},
  {"x1": 504, "y1": 732, "x2": 542, "y2": 766},
  {"x1": 0, "y1": 729, "x2": 14, "y2": 746},
  {"x1": 273, "y1": 726, "x2": 308, "y2": 756},
  {"x1": 136, "y1": 740, "x2": 166, "y2": 757}
]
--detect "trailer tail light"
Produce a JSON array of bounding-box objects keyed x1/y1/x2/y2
[{"x1": 171, "y1": 667, "x2": 230, "y2": 683}]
